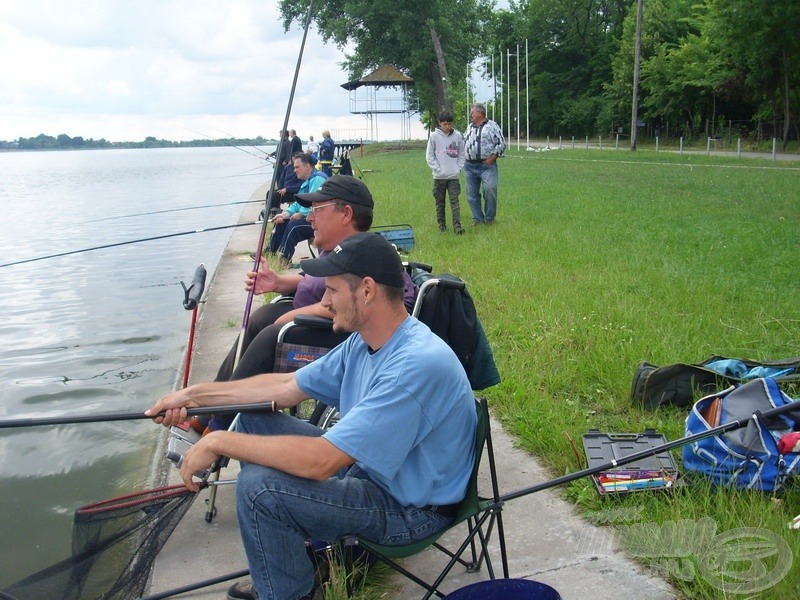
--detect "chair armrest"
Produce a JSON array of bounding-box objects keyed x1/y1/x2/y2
[{"x1": 293, "y1": 315, "x2": 334, "y2": 329}]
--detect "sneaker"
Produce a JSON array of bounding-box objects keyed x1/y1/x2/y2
[
  {"x1": 227, "y1": 580, "x2": 257, "y2": 600},
  {"x1": 471, "y1": 219, "x2": 482, "y2": 226},
  {"x1": 485, "y1": 219, "x2": 494, "y2": 225},
  {"x1": 438, "y1": 225, "x2": 447, "y2": 233},
  {"x1": 455, "y1": 227, "x2": 465, "y2": 235}
]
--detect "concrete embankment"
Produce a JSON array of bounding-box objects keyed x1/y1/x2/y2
[{"x1": 147, "y1": 182, "x2": 677, "y2": 599}]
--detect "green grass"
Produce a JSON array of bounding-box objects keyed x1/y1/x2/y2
[{"x1": 344, "y1": 142, "x2": 800, "y2": 599}]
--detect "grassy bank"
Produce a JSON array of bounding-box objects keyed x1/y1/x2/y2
[{"x1": 345, "y1": 142, "x2": 800, "y2": 599}]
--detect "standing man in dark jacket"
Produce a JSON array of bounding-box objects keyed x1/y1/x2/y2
[
  {"x1": 290, "y1": 129, "x2": 303, "y2": 155},
  {"x1": 318, "y1": 130, "x2": 335, "y2": 176}
]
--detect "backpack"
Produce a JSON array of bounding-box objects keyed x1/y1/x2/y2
[
  {"x1": 631, "y1": 355, "x2": 800, "y2": 410},
  {"x1": 682, "y1": 378, "x2": 800, "y2": 491}
]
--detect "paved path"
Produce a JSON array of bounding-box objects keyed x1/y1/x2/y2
[{"x1": 147, "y1": 183, "x2": 677, "y2": 599}]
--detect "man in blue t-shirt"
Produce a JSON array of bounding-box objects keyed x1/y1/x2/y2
[{"x1": 147, "y1": 232, "x2": 477, "y2": 600}]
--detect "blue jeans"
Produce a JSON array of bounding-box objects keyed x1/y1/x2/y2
[
  {"x1": 464, "y1": 161, "x2": 499, "y2": 222},
  {"x1": 235, "y1": 411, "x2": 453, "y2": 599},
  {"x1": 277, "y1": 218, "x2": 313, "y2": 261}
]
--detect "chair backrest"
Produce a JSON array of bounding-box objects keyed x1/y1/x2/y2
[{"x1": 274, "y1": 317, "x2": 348, "y2": 374}]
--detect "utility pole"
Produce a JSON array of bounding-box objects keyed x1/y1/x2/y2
[
  {"x1": 526, "y1": 39, "x2": 530, "y2": 148},
  {"x1": 506, "y1": 48, "x2": 511, "y2": 140},
  {"x1": 630, "y1": 0, "x2": 643, "y2": 150}
]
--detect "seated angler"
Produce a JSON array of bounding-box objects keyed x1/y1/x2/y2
[
  {"x1": 147, "y1": 232, "x2": 477, "y2": 600},
  {"x1": 269, "y1": 157, "x2": 302, "y2": 216},
  {"x1": 193, "y1": 176, "x2": 417, "y2": 434},
  {"x1": 268, "y1": 153, "x2": 326, "y2": 264}
]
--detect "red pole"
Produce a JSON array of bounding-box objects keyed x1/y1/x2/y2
[{"x1": 182, "y1": 306, "x2": 199, "y2": 388}]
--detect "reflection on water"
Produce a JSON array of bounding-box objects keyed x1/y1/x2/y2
[{"x1": 0, "y1": 147, "x2": 271, "y2": 586}]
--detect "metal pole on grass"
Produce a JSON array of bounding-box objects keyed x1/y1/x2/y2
[{"x1": 630, "y1": 0, "x2": 643, "y2": 150}]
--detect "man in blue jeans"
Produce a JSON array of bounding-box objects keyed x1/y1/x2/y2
[
  {"x1": 463, "y1": 103, "x2": 505, "y2": 225},
  {"x1": 147, "y1": 232, "x2": 477, "y2": 600}
]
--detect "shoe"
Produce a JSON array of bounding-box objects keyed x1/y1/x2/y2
[
  {"x1": 227, "y1": 580, "x2": 257, "y2": 600},
  {"x1": 227, "y1": 580, "x2": 321, "y2": 600},
  {"x1": 485, "y1": 219, "x2": 494, "y2": 225},
  {"x1": 300, "y1": 586, "x2": 323, "y2": 600},
  {"x1": 471, "y1": 219, "x2": 482, "y2": 226},
  {"x1": 438, "y1": 225, "x2": 447, "y2": 233},
  {"x1": 455, "y1": 226, "x2": 465, "y2": 235}
]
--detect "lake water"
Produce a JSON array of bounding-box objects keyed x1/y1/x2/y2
[{"x1": 0, "y1": 146, "x2": 273, "y2": 586}]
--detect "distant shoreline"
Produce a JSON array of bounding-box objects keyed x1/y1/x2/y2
[{"x1": 0, "y1": 136, "x2": 275, "y2": 151}]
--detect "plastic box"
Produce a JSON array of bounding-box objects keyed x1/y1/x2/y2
[{"x1": 582, "y1": 428, "x2": 679, "y2": 495}]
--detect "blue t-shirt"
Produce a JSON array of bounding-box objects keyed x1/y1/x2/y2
[{"x1": 295, "y1": 317, "x2": 476, "y2": 507}]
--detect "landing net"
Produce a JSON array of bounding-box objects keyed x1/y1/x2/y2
[{"x1": 2, "y1": 484, "x2": 197, "y2": 600}]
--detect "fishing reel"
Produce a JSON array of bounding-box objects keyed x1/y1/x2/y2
[{"x1": 166, "y1": 424, "x2": 212, "y2": 480}]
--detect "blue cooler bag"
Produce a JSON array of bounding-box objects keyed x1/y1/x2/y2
[{"x1": 683, "y1": 378, "x2": 800, "y2": 491}]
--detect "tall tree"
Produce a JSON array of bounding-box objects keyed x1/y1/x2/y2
[
  {"x1": 500, "y1": 0, "x2": 629, "y2": 137},
  {"x1": 602, "y1": 0, "x2": 696, "y2": 136},
  {"x1": 278, "y1": 0, "x2": 493, "y2": 121},
  {"x1": 708, "y1": 0, "x2": 800, "y2": 147}
]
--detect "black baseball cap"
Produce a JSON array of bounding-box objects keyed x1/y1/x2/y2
[
  {"x1": 295, "y1": 175, "x2": 374, "y2": 208},
  {"x1": 300, "y1": 232, "x2": 404, "y2": 288}
]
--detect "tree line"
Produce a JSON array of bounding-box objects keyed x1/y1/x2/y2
[
  {"x1": 1, "y1": 134, "x2": 271, "y2": 151},
  {"x1": 279, "y1": 0, "x2": 798, "y2": 148}
]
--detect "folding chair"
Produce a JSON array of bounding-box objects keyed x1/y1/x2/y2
[
  {"x1": 343, "y1": 397, "x2": 508, "y2": 599},
  {"x1": 275, "y1": 314, "x2": 349, "y2": 423}
]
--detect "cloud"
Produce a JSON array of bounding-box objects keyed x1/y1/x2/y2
[{"x1": 0, "y1": 0, "x2": 428, "y2": 142}]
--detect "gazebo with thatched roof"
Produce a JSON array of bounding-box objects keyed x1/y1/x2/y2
[{"x1": 341, "y1": 65, "x2": 420, "y2": 141}]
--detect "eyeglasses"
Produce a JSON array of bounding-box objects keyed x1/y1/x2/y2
[{"x1": 308, "y1": 201, "x2": 338, "y2": 215}]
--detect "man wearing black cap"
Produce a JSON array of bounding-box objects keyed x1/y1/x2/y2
[
  {"x1": 205, "y1": 175, "x2": 416, "y2": 417},
  {"x1": 148, "y1": 232, "x2": 477, "y2": 600}
]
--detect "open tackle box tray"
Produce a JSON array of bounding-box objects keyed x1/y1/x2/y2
[
  {"x1": 582, "y1": 429, "x2": 679, "y2": 495},
  {"x1": 373, "y1": 224, "x2": 414, "y2": 253}
]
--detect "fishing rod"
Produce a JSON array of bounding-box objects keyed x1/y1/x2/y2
[
  {"x1": 85, "y1": 199, "x2": 263, "y2": 223},
  {"x1": 237, "y1": 0, "x2": 315, "y2": 350},
  {"x1": 498, "y1": 393, "x2": 800, "y2": 504},
  {"x1": 0, "y1": 220, "x2": 260, "y2": 269},
  {"x1": 182, "y1": 126, "x2": 273, "y2": 161},
  {"x1": 0, "y1": 402, "x2": 276, "y2": 429},
  {"x1": 199, "y1": 0, "x2": 317, "y2": 523}
]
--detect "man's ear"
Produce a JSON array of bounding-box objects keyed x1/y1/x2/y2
[{"x1": 361, "y1": 277, "x2": 376, "y2": 303}]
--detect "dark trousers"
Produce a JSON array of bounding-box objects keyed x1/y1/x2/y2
[
  {"x1": 210, "y1": 302, "x2": 348, "y2": 430},
  {"x1": 432, "y1": 178, "x2": 463, "y2": 231}
]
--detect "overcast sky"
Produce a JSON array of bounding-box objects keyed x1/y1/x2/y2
[{"x1": 0, "y1": 0, "x2": 485, "y2": 143}]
